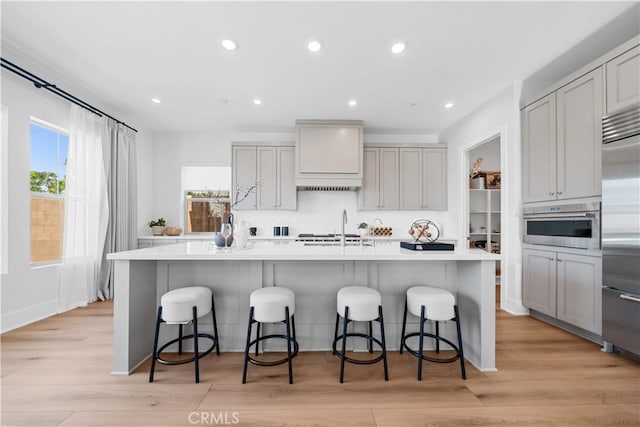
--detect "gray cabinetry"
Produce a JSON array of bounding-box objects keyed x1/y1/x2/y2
[
  {"x1": 358, "y1": 147, "x2": 399, "y2": 211},
  {"x1": 606, "y1": 44, "x2": 640, "y2": 114},
  {"x1": 233, "y1": 143, "x2": 296, "y2": 211},
  {"x1": 523, "y1": 247, "x2": 602, "y2": 334},
  {"x1": 522, "y1": 68, "x2": 602, "y2": 203},
  {"x1": 399, "y1": 146, "x2": 447, "y2": 210},
  {"x1": 523, "y1": 248, "x2": 557, "y2": 317},
  {"x1": 232, "y1": 145, "x2": 257, "y2": 210}
]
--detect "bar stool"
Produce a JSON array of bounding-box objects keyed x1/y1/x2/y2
[
  {"x1": 242, "y1": 287, "x2": 299, "y2": 384},
  {"x1": 400, "y1": 286, "x2": 466, "y2": 380},
  {"x1": 332, "y1": 286, "x2": 389, "y2": 383},
  {"x1": 149, "y1": 286, "x2": 220, "y2": 383}
]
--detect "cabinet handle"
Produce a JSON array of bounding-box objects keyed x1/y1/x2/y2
[
  {"x1": 380, "y1": 204, "x2": 384, "y2": 208},
  {"x1": 549, "y1": 192, "x2": 555, "y2": 196},
  {"x1": 548, "y1": 257, "x2": 554, "y2": 260},
  {"x1": 557, "y1": 259, "x2": 563, "y2": 262},
  {"x1": 557, "y1": 191, "x2": 563, "y2": 195}
]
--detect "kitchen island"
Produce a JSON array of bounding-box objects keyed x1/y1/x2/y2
[{"x1": 107, "y1": 241, "x2": 500, "y2": 375}]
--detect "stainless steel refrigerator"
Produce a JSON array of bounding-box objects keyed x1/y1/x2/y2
[{"x1": 602, "y1": 104, "x2": 640, "y2": 356}]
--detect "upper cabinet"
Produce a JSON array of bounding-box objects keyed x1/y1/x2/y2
[
  {"x1": 399, "y1": 146, "x2": 447, "y2": 211},
  {"x1": 358, "y1": 147, "x2": 399, "y2": 211},
  {"x1": 606, "y1": 45, "x2": 640, "y2": 114},
  {"x1": 233, "y1": 143, "x2": 296, "y2": 211},
  {"x1": 522, "y1": 68, "x2": 603, "y2": 203}
]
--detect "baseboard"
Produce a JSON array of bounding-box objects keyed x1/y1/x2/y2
[{"x1": 1, "y1": 298, "x2": 58, "y2": 333}]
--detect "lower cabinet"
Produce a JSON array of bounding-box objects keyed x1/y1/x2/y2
[{"x1": 523, "y1": 248, "x2": 602, "y2": 334}]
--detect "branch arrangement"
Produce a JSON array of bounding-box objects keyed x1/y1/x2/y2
[{"x1": 231, "y1": 178, "x2": 264, "y2": 208}]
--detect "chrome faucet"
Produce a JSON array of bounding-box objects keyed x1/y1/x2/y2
[{"x1": 341, "y1": 209, "x2": 348, "y2": 247}]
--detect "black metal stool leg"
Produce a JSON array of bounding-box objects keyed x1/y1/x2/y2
[
  {"x1": 285, "y1": 306, "x2": 293, "y2": 384},
  {"x1": 339, "y1": 306, "x2": 349, "y2": 383},
  {"x1": 417, "y1": 305, "x2": 426, "y2": 381},
  {"x1": 400, "y1": 297, "x2": 408, "y2": 354},
  {"x1": 455, "y1": 305, "x2": 467, "y2": 380},
  {"x1": 435, "y1": 321, "x2": 440, "y2": 353},
  {"x1": 291, "y1": 314, "x2": 297, "y2": 341},
  {"x1": 378, "y1": 305, "x2": 389, "y2": 381},
  {"x1": 192, "y1": 306, "x2": 200, "y2": 383},
  {"x1": 255, "y1": 322, "x2": 261, "y2": 356},
  {"x1": 211, "y1": 295, "x2": 220, "y2": 355},
  {"x1": 242, "y1": 307, "x2": 254, "y2": 384},
  {"x1": 149, "y1": 306, "x2": 163, "y2": 383},
  {"x1": 178, "y1": 324, "x2": 183, "y2": 354},
  {"x1": 368, "y1": 321, "x2": 373, "y2": 353}
]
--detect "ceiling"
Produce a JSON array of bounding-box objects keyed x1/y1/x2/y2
[{"x1": 1, "y1": 1, "x2": 637, "y2": 135}]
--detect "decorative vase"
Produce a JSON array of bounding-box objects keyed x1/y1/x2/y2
[
  {"x1": 151, "y1": 226, "x2": 165, "y2": 236},
  {"x1": 213, "y1": 212, "x2": 234, "y2": 247},
  {"x1": 472, "y1": 177, "x2": 485, "y2": 189},
  {"x1": 234, "y1": 220, "x2": 250, "y2": 248}
]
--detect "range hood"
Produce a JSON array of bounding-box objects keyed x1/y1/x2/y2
[{"x1": 295, "y1": 120, "x2": 363, "y2": 190}]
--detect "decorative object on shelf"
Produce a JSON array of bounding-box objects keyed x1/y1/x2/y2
[
  {"x1": 469, "y1": 157, "x2": 485, "y2": 189},
  {"x1": 369, "y1": 218, "x2": 392, "y2": 236},
  {"x1": 148, "y1": 217, "x2": 166, "y2": 236},
  {"x1": 408, "y1": 219, "x2": 440, "y2": 243},
  {"x1": 484, "y1": 171, "x2": 501, "y2": 189},
  {"x1": 357, "y1": 222, "x2": 369, "y2": 237},
  {"x1": 164, "y1": 226, "x2": 183, "y2": 236}
]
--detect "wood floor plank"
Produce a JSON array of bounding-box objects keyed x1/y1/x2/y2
[{"x1": 0, "y1": 411, "x2": 72, "y2": 427}]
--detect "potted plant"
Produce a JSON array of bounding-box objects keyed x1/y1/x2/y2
[
  {"x1": 357, "y1": 222, "x2": 369, "y2": 237},
  {"x1": 470, "y1": 157, "x2": 485, "y2": 189},
  {"x1": 148, "y1": 217, "x2": 166, "y2": 236}
]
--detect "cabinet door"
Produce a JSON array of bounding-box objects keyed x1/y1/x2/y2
[
  {"x1": 277, "y1": 146, "x2": 297, "y2": 210},
  {"x1": 399, "y1": 148, "x2": 423, "y2": 210},
  {"x1": 232, "y1": 146, "x2": 257, "y2": 210},
  {"x1": 522, "y1": 248, "x2": 557, "y2": 317},
  {"x1": 379, "y1": 148, "x2": 399, "y2": 210},
  {"x1": 557, "y1": 68, "x2": 603, "y2": 200},
  {"x1": 422, "y1": 148, "x2": 447, "y2": 210},
  {"x1": 606, "y1": 45, "x2": 640, "y2": 114},
  {"x1": 256, "y1": 146, "x2": 277, "y2": 210},
  {"x1": 556, "y1": 253, "x2": 602, "y2": 334},
  {"x1": 522, "y1": 93, "x2": 556, "y2": 203},
  {"x1": 358, "y1": 148, "x2": 380, "y2": 210}
]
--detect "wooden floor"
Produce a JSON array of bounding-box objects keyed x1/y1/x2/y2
[{"x1": 2, "y1": 292, "x2": 639, "y2": 427}]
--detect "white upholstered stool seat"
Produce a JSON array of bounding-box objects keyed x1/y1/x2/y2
[
  {"x1": 243, "y1": 287, "x2": 298, "y2": 384},
  {"x1": 333, "y1": 286, "x2": 388, "y2": 383},
  {"x1": 337, "y1": 286, "x2": 381, "y2": 321},
  {"x1": 400, "y1": 285, "x2": 466, "y2": 381},
  {"x1": 249, "y1": 287, "x2": 295, "y2": 323},
  {"x1": 161, "y1": 286, "x2": 212, "y2": 323},
  {"x1": 149, "y1": 286, "x2": 220, "y2": 384}
]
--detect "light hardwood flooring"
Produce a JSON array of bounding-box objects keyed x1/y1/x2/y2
[{"x1": 1, "y1": 292, "x2": 639, "y2": 427}]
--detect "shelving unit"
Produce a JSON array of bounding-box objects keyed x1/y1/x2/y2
[{"x1": 468, "y1": 189, "x2": 501, "y2": 254}]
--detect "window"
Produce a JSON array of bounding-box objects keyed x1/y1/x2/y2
[
  {"x1": 30, "y1": 120, "x2": 68, "y2": 264},
  {"x1": 181, "y1": 166, "x2": 231, "y2": 233}
]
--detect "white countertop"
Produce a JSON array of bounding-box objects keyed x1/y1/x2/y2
[{"x1": 108, "y1": 241, "x2": 500, "y2": 261}]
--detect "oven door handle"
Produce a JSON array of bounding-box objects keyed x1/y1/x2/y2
[
  {"x1": 523, "y1": 212, "x2": 596, "y2": 219},
  {"x1": 620, "y1": 294, "x2": 640, "y2": 304}
]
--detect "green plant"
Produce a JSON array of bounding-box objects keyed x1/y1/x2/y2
[
  {"x1": 148, "y1": 217, "x2": 166, "y2": 227},
  {"x1": 357, "y1": 222, "x2": 368, "y2": 229}
]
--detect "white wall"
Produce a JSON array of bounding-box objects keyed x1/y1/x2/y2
[
  {"x1": 469, "y1": 136, "x2": 500, "y2": 172},
  {"x1": 147, "y1": 132, "x2": 455, "y2": 240},
  {"x1": 439, "y1": 82, "x2": 527, "y2": 315}
]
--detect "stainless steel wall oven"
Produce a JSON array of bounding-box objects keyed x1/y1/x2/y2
[{"x1": 523, "y1": 202, "x2": 600, "y2": 250}]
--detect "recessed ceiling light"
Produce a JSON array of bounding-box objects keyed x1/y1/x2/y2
[
  {"x1": 444, "y1": 102, "x2": 454, "y2": 109},
  {"x1": 391, "y1": 42, "x2": 406, "y2": 54},
  {"x1": 410, "y1": 102, "x2": 418, "y2": 107},
  {"x1": 307, "y1": 40, "x2": 322, "y2": 53},
  {"x1": 348, "y1": 99, "x2": 357, "y2": 107},
  {"x1": 221, "y1": 39, "x2": 237, "y2": 50},
  {"x1": 151, "y1": 98, "x2": 161, "y2": 104},
  {"x1": 253, "y1": 99, "x2": 262, "y2": 105}
]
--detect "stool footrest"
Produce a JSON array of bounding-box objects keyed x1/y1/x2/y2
[
  {"x1": 402, "y1": 332, "x2": 461, "y2": 364},
  {"x1": 246, "y1": 334, "x2": 299, "y2": 367},
  {"x1": 156, "y1": 333, "x2": 217, "y2": 366},
  {"x1": 332, "y1": 333, "x2": 385, "y2": 365}
]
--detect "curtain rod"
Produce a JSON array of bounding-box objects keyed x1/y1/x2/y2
[{"x1": 1, "y1": 57, "x2": 138, "y2": 133}]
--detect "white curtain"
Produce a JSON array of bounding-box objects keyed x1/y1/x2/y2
[
  {"x1": 57, "y1": 105, "x2": 109, "y2": 312},
  {"x1": 99, "y1": 118, "x2": 137, "y2": 299}
]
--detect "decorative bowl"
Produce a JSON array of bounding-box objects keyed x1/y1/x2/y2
[{"x1": 164, "y1": 226, "x2": 183, "y2": 236}]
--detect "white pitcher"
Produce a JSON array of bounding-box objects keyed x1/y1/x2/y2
[{"x1": 234, "y1": 219, "x2": 250, "y2": 248}]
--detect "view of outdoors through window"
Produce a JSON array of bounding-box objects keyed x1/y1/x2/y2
[
  {"x1": 186, "y1": 190, "x2": 231, "y2": 233},
  {"x1": 30, "y1": 121, "x2": 68, "y2": 263}
]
